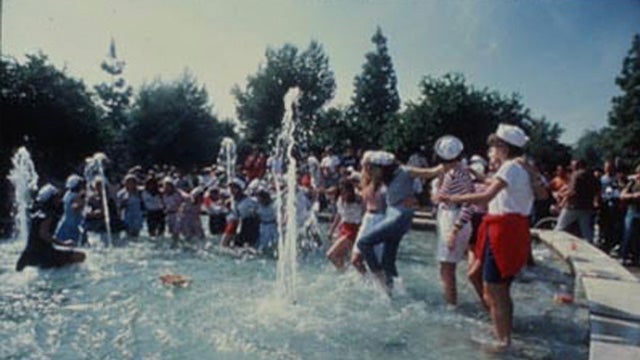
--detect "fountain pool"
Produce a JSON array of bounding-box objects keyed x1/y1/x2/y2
[{"x1": 0, "y1": 228, "x2": 588, "y2": 360}]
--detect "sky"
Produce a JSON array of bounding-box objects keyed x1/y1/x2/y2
[{"x1": 3, "y1": 0, "x2": 640, "y2": 144}]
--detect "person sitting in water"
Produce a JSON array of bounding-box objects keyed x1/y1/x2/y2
[
  {"x1": 220, "y1": 178, "x2": 259, "y2": 248},
  {"x1": 327, "y1": 179, "x2": 363, "y2": 270},
  {"x1": 117, "y1": 174, "x2": 144, "y2": 238},
  {"x1": 432, "y1": 135, "x2": 475, "y2": 306},
  {"x1": 16, "y1": 184, "x2": 86, "y2": 271},
  {"x1": 438, "y1": 124, "x2": 536, "y2": 348},
  {"x1": 54, "y1": 174, "x2": 86, "y2": 245},
  {"x1": 356, "y1": 151, "x2": 444, "y2": 293}
]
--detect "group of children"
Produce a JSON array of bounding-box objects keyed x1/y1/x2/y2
[{"x1": 16, "y1": 123, "x2": 542, "y2": 348}]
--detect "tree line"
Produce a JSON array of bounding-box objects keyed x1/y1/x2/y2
[{"x1": 1, "y1": 29, "x2": 639, "y2": 231}]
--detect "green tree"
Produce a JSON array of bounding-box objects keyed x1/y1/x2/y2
[
  {"x1": 387, "y1": 73, "x2": 570, "y2": 168},
  {"x1": 349, "y1": 27, "x2": 400, "y2": 149},
  {"x1": 126, "y1": 73, "x2": 231, "y2": 168},
  {"x1": 233, "y1": 41, "x2": 335, "y2": 146},
  {"x1": 0, "y1": 53, "x2": 106, "y2": 179},
  {"x1": 608, "y1": 33, "x2": 640, "y2": 167}
]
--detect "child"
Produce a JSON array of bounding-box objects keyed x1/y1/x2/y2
[
  {"x1": 220, "y1": 178, "x2": 259, "y2": 248},
  {"x1": 351, "y1": 151, "x2": 386, "y2": 274},
  {"x1": 142, "y1": 177, "x2": 165, "y2": 237},
  {"x1": 162, "y1": 177, "x2": 184, "y2": 239},
  {"x1": 55, "y1": 174, "x2": 85, "y2": 245},
  {"x1": 117, "y1": 174, "x2": 144, "y2": 237},
  {"x1": 433, "y1": 135, "x2": 475, "y2": 306},
  {"x1": 16, "y1": 184, "x2": 86, "y2": 271},
  {"x1": 178, "y1": 187, "x2": 205, "y2": 240},
  {"x1": 256, "y1": 187, "x2": 278, "y2": 252},
  {"x1": 327, "y1": 179, "x2": 363, "y2": 270}
]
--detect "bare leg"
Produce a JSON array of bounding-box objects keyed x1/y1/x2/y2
[
  {"x1": 483, "y1": 282, "x2": 512, "y2": 348},
  {"x1": 440, "y1": 262, "x2": 457, "y2": 305},
  {"x1": 326, "y1": 236, "x2": 352, "y2": 270},
  {"x1": 467, "y1": 256, "x2": 487, "y2": 309}
]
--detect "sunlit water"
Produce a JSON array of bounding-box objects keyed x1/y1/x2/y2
[{"x1": 0, "y1": 229, "x2": 588, "y2": 360}]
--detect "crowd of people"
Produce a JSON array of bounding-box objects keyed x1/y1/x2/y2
[{"x1": 13, "y1": 122, "x2": 640, "y2": 349}]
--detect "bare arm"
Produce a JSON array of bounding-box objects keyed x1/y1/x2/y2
[
  {"x1": 405, "y1": 164, "x2": 444, "y2": 180},
  {"x1": 441, "y1": 177, "x2": 507, "y2": 205}
]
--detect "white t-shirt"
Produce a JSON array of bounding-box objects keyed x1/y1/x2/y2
[
  {"x1": 488, "y1": 159, "x2": 533, "y2": 216},
  {"x1": 337, "y1": 198, "x2": 363, "y2": 224}
]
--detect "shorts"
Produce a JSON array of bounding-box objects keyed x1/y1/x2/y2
[
  {"x1": 482, "y1": 243, "x2": 513, "y2": 283},
  {"x1": 436, "y1": 207, "x2": 471, "y2": 263},
  {"x1": 338, "y1": 222, "x2": 360, "y2": 243}
]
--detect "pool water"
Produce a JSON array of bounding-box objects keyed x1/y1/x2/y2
[{"x1": 0, "y1": 230, "x2": 588, "y2": 359}]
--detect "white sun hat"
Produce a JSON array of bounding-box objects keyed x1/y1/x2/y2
[
  {"x1": 434, "y1": 135, "x2": 464, "y2": 161},
  {"x1": 369, "y1": 151, "x2": 395, "y2": 166},
  {"x1": 36, "y1": 184, "x2": 59, "y2": 203},
  {"x1": 496, "y1": 124, "x2": 529, "y2": 148}
]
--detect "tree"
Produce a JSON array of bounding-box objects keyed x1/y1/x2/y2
[
  {"x1": 387, "y1": 73, "x2": 570, "y2": 168},
  {"x1": 608, "y1": 34, "x2": 640, "y2": 167},
  {"x1": 94, "y1": 39, "x2": 133, "y2": 172},
  {"x1": 126, "y1": 73, "x2": 231, "y2": 169},
  {"x1": 0, "y1": 53, "x2": 106, "y2": 179},
  {"x1": 349, "y1": 27, "x2": 400, "y2": 149},
  {"x1": 233, "y1": 41, "x2": 335, "y2": 147}
]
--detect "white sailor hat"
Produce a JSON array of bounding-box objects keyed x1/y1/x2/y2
[
  {"x1": 230, "y1": 177, "x2": 246, "y2": 190},
  {"x1": 434, "y1": 135, "x2": 464, "y2": 161},
  {"x1": 65, "y1": 174, "x2": 83, "y2": 189},
  {"x1": 496, "y1": 124, "x2": 529, "y2": 148},
  {"x1": 369, "y1": 151, "x2": 395, "y2": 166}
]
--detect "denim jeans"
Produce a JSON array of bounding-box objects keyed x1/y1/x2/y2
[
  {"x1": 620, "y1": 209, "x2": 640, "y2": 263},
  {"x1": 357, "y1": 206, "x2": 414, "y2": 283},
  {"x1": 554, "y1": 208, "x2": 594, "y2": 242}
]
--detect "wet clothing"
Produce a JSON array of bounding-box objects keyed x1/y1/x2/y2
[
  {"x1": 117, "y1": 189, "x2": 144, "y2": 236},
  {"x1": 16, "y1": 210, "x2": 82, "y2": 271},
  {"x1": 179, "y1": 200, "x2": 204, "y2": 239},
  {"x1": 257, "y1": 201, "x2": 278, "y2": 251},
  {"x1": 142, "y1": 190, "x2": 165, "y2": 236},
  {"x1": 54, "y1": 191, "x2": 84, "y2": 244},
  {"x1": 163, "y1": 191, "x2": 184, "y2": 237}
]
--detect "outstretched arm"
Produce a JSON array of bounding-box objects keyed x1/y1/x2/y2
[
  {"x1": 405, "y1": 164, "x2": 444, "y2": 180},
  {"x1": 440, "y1": 177, "x2": 507, "y2": 205}
]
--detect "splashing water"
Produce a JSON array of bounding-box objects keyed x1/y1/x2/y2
[
  {"x1": 218, "y1": 137, "x2": 237, "y2": 183},
  {"x1": 275, "y1": 88, "x2": 301, "y2": 302},
  {"x1": 7, "y1": 147, "x2": 39, "y2": 239},
  {"x1": 84, "y1": 153, "x2": 112, "y2": 246}
]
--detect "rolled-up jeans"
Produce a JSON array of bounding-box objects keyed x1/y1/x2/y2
[{"x1": 357, "y1": 206, "x2": 414, "y2": 284}]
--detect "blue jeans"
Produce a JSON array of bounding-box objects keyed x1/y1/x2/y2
[
  {"x1": 620, "y1": 209, "x2": 640, "y2": 263},
  {"x1": 554, "y1": 208, "x2": 594, "y2": 242},
  {"x1": 357, "y1": 206, "x2": 414, "y2": 284}
]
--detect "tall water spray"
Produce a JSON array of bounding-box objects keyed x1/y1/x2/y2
[
  {"x1": 218, "y1": 137, "x2": 237, "y2": 183},
  {"x1": 7, "y1": 147, "x2": 39, "y2": 239},
  {"x1": 275, "y1": 88, "x2": 301, "y2": 302},
  {"x1": 84, "y1": 153, "x2": 112, "y2": 245}
]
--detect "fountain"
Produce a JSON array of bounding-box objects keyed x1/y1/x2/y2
[
  {"x1": 7, "y1": 147, "x2": 39, "y2": 239},
  {"x1": 84, "y1": 152, "x2": 112, "y2": 246},
  {"x1": 274, "y1": 88, "x2": 301, "y2": 302},
  {"x1": 217, "y1": 137, "x2": 237, "y2": 184}
]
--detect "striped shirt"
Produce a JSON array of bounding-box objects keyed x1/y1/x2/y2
[{"x1": 437, "y1": 163, "x2": 475, "y2": 224}]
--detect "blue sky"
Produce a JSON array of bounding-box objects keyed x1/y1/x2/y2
[{"x1": 3, "y1": 0, "x2": 639, "y2": 144}]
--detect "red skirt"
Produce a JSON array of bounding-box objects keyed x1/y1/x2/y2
[{"x1": 475, "y1": 214, "x2": 530, "y2": 280}]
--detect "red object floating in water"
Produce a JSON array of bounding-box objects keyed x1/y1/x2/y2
[
  {"x1": 160, "y1": 274, "x2": 191, "y2": 287},
  {"x1": 554, "y1": 293, "x2": 574, "y2": 304}
]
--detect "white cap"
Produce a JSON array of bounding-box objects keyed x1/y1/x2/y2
[
  {"x1": 496, "y1": 124, "x2": 529, "y2": 148},
  {"x1": 190, "y1": 186, "x2": 204, "y2": 198},
  {"x1": 37, "y1": 184, "x2": 59, "y2": 203},
  {"x1": 369, "y1": 151, "x2": 395, "y2": 166},
  {"x1": 469, "y1": 162, "x2": 486, "y2": 176},
  {"x1": 65, "y1": 174, "x2": 83, "y2": 189},
  {"x1": 434, "y1": 135, "x2": 464, "y2": 161}
]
